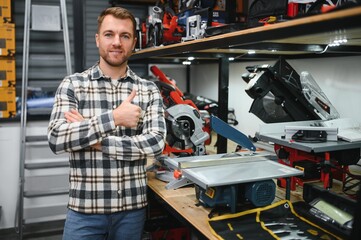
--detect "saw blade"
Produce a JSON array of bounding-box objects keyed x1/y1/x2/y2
[
  {"x1": 166, "y1": 115, "x2": 195, "y2": 149},
  {"x1": 211, "y1": 115, "x2": 256, "y2": 152}
]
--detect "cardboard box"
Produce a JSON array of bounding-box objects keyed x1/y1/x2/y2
[
  {"x1": 32, "y1": 5, "x2": 61, "y2": 31},
  {"x1": 212, "y1": 0, "x2": 237, "y2": 24},
  {"x1": 0, "y1": 0, "x2": 12, "y2": 23},
  {"x1": 0, "y1": 87, "x2": 16, "y2": 118},
  {"x1": 0, "y1": 57, "x2": 15, "y2": 87},
  {"x1": 0, "y1": 23, "x2": 15, "y2": 56}
]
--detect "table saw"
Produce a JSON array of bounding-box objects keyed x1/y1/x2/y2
[{"x1": 159, "y1": 150, "x2": 303, "y2": 213}]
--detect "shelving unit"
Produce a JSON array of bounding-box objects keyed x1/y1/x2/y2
[
  {"x1": 130, "y1": 6, "x2": 361, "y2": 153},
  {"x1": 131, "y1": 6, "x2": 361, "y2": 60}
]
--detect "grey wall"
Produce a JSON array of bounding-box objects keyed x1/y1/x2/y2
[
  {"x1": 84, "y1": 1, "x2": 150, "y2": 77},
  {"x1": 14, "y1": 0, "x2": 75, "y2": 94},
  {"x1": 13, "y1": 0, "x2": 151, "y2": 101}
]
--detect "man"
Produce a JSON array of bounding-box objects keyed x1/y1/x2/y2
[{"x1": 48, "y1": 7, "x2": 166, "y2": 240}]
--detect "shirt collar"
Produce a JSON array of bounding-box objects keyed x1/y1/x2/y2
[{"x1": 90, "y1": 62, "x2": 135, "y2": 82}]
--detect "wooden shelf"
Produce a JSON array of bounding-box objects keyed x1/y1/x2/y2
[
  {"x1": 130, "y1": 6, "x2": 361, "y2": 61},
  {"x1": 113, "y1": 0, "x2": 157, "y2": 4}
]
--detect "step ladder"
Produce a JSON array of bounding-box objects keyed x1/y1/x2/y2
[{"x1": 18, "y1": 0, "x2": 72, "y2": 238}]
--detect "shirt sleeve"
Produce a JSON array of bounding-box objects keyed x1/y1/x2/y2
[
  {"x1": 47, "y1": 77, "x2": 116, "y2": 154},
  {"x1": 101, "y1": 85, "x2": 166, "y2": 161},
  {"x1": 48, "y1": 77, "x2": 166, "y2": 161}
]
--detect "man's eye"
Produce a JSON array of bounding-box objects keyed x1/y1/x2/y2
[
  {"x1": 105, "y1": 33, "x2": 112, "y2": 37},
  {"x1": 121, "y1": 35, "x2": 130, "y2": 39}
]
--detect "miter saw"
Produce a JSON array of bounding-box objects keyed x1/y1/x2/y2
[
  {"x1": 149, "y1": 65, "x2": 210, "y2": 183},
  {"x1": 242, "y1": 58, "x2": 361, "y2": 191},
  {"x1": 150, "y1": 65, "x2": 210, "y2": 156},
  {"x1": 241, "y1": 58, "x2": 340, "y2": 123}
]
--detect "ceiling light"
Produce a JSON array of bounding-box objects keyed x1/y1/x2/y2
[
  {"x1": 329, "y1": 38, "x2": 347, "y2": 47},
  {"x1": 187, "y1": 56, "x2": 195, "y2": 61},
  {"x1": 182, "y1": 60, "x2": 191, "y2": 65},
  {"x1": 247, "y1": 50, "x2": 256, "y2": 54}
]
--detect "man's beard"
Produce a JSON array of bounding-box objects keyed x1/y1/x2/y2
[
  {"x1": 100, "y1": 48, "x2": 131, "y2": 67},
  {"x1": 103, "y1": 55, "x2": 127, "y2": 67}
]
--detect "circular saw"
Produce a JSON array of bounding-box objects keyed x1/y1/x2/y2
[{"x1": 165, "y1": 104, "x2": 209, "y2": 155}]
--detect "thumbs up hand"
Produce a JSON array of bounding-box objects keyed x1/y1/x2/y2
[{"x1": 113, "y1": 90, "x2": 142, "y2": 128}]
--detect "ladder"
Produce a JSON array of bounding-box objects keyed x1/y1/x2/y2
[{"x1": 18, "y1": 0, "x2": 72, "y2": 238}]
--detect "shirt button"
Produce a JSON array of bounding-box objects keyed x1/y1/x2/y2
[
  {"x1": 117, "y1": 168, "x2": 121, "y2": 172},
  {"x1": 118, "y1": 190, "x2": 121, "y2": 194},
  {"x1": 113, "y1": 104, "x2": 117, "y2": 109}
]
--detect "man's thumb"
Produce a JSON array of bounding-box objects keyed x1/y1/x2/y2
[{"x1": 125, "y1": 89, "x2": 136, "y2": 102}]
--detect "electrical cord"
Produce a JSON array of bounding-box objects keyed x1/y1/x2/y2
[
  {"x1": 343, "y1": 163, "x2": 361, "y2": 198},
  {"x1": 316, "y1": 44, "x2": 330, "y2": 54}
]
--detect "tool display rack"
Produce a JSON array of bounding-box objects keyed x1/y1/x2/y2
[{"x1": 129, "y1": 6, "x2": 361, "y2": 153}]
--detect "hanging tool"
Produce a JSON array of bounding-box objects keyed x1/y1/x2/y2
[
  {"x1": 162, "y1": 7, "x2": 184, "y2": 45},
  {"x1": 146, "y1": 6, "x2": 163, "y2": 47}
]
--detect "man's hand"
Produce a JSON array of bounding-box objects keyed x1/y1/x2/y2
[
  {"x1": 64, "y1": 109, "x2": 84, "y2": 123},
  {"x1": 113, "y1": 89, "x2": 141, "y2": 127},
  {"x1": 64, "y1": 109, "x2": 101, "y2": 151},
  {"x1": 90, "y1": 142, "x2": 102, "y2": 151}
]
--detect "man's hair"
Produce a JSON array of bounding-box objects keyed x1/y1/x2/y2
[{"x1": 97, "y1": 7, "x2": 137, "y2": 37}]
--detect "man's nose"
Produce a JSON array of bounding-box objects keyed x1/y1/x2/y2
[{"x1": 112, "y1": 35, "x2": 122, "y2": 46}]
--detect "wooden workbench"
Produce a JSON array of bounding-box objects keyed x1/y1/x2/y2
[
  {"x1": 147, "y1": 171, "x2": 304, "y2": 240},
  {"x1": 147, "y1": 171, "x2": 217, "y2": 239}
]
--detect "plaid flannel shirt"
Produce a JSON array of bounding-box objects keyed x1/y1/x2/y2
[{"x1": 48, "y1": 63, "x2": 166, "y2": 214}]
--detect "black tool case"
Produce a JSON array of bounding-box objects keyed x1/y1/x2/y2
[{"x1": 293, "y1": 183, "x2": 358, "y2": 239}]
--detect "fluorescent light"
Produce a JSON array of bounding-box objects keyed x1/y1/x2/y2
[
  {"x1": 182, "y1": 60, "x2": 191, "y2": 65},
  {"x1": 247, "y1": 50, "x2": 256, "y2": 54},
  {"x1": 187, "y1": 56, "x2": 195, "y2": 61},
  {"x1": 329, "y1": 38, "x2": 347, "y2": 47}
]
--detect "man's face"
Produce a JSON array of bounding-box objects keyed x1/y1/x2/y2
[{"x1": 95, "y1": 15, "x2": 136, "y2": 68}]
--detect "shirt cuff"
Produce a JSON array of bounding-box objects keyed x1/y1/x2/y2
[
  {"x1": 101, "y1": 136, "x2": 117, "y2": 157},
  {"x1": 97, "y1": 110, "x2": 116, "y2": 136}
]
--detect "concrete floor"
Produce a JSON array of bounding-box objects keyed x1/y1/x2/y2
[
  {"x1": 0, "y1": 233, "x2": 63, "y2": 240},
  {"x1": 0, "y1": 220, "x2": 64, "y2": 240},
  {"x1": 0, "y1": 235, "x2": 63, "y2": 240}
]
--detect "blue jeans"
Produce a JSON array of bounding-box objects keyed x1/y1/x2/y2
[{"x1": 62, "y1": 208, "x2": 146, "y2": 240}]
